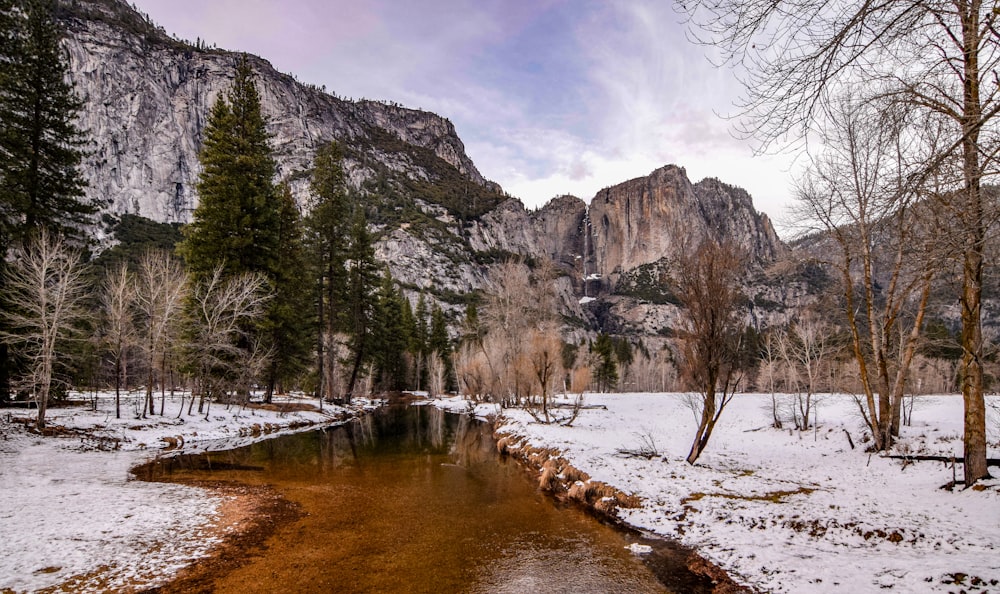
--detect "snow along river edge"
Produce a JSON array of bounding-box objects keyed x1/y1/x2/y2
[
  {"x1": 1, "y1": 391, "x2": 998, "y2": 593},
  {"x1": 428, "y1": 392, "x2": 1000, "y2": 594}
]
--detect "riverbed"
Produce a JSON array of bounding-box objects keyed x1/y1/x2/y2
[{"x1": 139, "y1": 405, "x2": 714, "y2": 593}]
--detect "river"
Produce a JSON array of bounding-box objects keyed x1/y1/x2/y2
[{"x1": 138, "y1": 405, "x2": 714, "y2": 593}]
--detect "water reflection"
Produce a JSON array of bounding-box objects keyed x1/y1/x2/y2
[{"x1": 140, "y1": 406, "x2": 712, "y2": 593}]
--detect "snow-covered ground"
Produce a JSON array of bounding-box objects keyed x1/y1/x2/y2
[
  {"x1": 3, "y1": 391, "x2": 997, "y2": 593},
  {"x1": 432, "y1": 392, "x2": 1000, "y2": 593},
  {"x1": 0, "y1": 391, "x2": 369, "y2": 593}
]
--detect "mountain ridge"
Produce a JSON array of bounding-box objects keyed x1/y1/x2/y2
[{"x1": 57, "y1": 0, "x2": 792, "y2": 337}]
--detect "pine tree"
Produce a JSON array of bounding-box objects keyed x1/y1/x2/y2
[
  {"x1": 0, "y1": 0, "x2": 97, "y2": 250},
  {"x1": 305, "y1": 142, "x2": 351, "y2": 401},
  {"x1": 262, "y1": 183, "x2": 312, "y2": 401},
  {"x1": 592, "y1": 333, "x2": 618, "y2": 392},
  {"x1": 429, "y1": 303, "x2": 454, "y2": 392},
  {"x1": 0, "y1": 0, "x2": 97, "y2": 401},
  {"x1": 372, "y1": 269, "x2": 407, "y2": 391},
  {"x1": 411, "y1": 293, "x2": 429, "y2": 390},
  {"x1": 179, "y1": 54, "x2": 278, "y2": 279},
  {"x1": 178, "y1": 54, "x2": 299, "y2": 399},
  {"x1": 343, "y1": 209, "x2": 378, "y2": 402},
  {"x1": 462, "y1": 301, "x2": 481, "y2": 345}
]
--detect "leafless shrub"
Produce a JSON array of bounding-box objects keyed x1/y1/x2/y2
[{"x1": 616, "y1": 429, "x2": 660, "y2": 459}]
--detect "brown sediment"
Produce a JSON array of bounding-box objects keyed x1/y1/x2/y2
[
  {"x1": 493, "y1": 422, "x2": 754, "y2": 594},
  {"x1": 144, "y1": 481, "x2": 301, "y2": 594}
]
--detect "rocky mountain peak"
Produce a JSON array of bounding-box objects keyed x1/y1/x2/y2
[
  {"x1": 55, "y1": 0, "x2": 794, "y2": 338},
  {"x1": 587, "y1": 164, "x2": 785, "y2": 291}
]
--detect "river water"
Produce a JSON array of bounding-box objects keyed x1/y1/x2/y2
[{"x1": 141, "y1": 405, "x2": 713, "y2": 593}]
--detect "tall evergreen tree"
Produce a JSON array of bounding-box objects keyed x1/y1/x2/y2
[
  {"x1": 399, "y1": 290, "x2": 418, "y2": 388},
  {"x1": 343, "y1": 209, "x2": 378, "y2": 402},
  {"x1": 178, "y1": 54, "x2": 304, "y2": 399},
  {"x1": 0, "y1": 0, "x2": 97, "y2": 400},
  {"x1": 592, "y1": 333, "x2": 618, "y2": 392},
  {"x1": 178, "y1": 54, "x2": 278, "y2": 279},
  {"x1": 0, "y1": 0, "x2": 96, "y2": 249},
  {"x1": 372, "y1": 269, "x2": 407, "y2": 391},
  {"x1": 262, "y1": 183, "x2": 311, "y2": 401},
  {"x1": 305, "y1": 142, "x2": 351, "y2": 401},
  {"x1": 429, "y1": 303, "x2": 454, "y2": 392},
  {"x1": 462, "y1": 301, "x2": 481, "y2": 346},
  {"x1": 411, "y1": 293, "x2": 429, "y2": 390}
]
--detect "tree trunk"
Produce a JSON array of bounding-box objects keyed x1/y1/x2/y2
[
  {"x1": 961, "y1": 244, "x2": 990, "y2": 483},
  {"x1": 36, "y1": 357, "x2": 52, "y2": 429},
  {"x1": 159, "y1": 351, "x2": 166, "y2": 416},
  {"x1": 316, "y1": 283, "x2": 325, "y2": 407},
  {"x1": 114, "y1": 356, "x2": 121, "y2": 419},
  {"x1": 686, "y1": 386, "x2": 717, "y2": 464},
  {"x1": 0, "y1": 343, "x2": 9, "y2": 404},
  {"x1": 345, "y1": 346, "x2": 364, "y2": 405},
  {"x1": 959, "y1": 6, "x2": 990, "y2": 484}
]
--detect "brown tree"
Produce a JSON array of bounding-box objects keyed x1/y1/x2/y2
[
  {"x1": 777, "y1": 312, "x2": 835, "y2": 431},
  {"x1": 182, "y1": 267, "x2": 270, "y2": 417},
  {"x1": 527, "y1": 323, "x2": 564, "y2": 423},
  {"x1": 134, "y1": 250, "x2": 187, "y2": 417},
  {"x1": 672, "y1": 239, "x2": 747, "y2": 464},
  {"x1": 794, "y1": 98, "x2": 941, "y2": 450},
  {"x1": 476, "y1": 258, "x2": 558, "y2": 405},
  {"x1": 100, "y1": 262, "x2": 136, "y2": 419}
]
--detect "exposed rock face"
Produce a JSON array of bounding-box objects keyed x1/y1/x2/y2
[
  {"x1": 469, "y1": 195, "x2": 589, "y2": 266},
  {"x1": 589, "y1": 165, "x2": 786, "y2": 290},
  {"x1": 59, "y1": 0, "x2": 492, "y2": 223},
  {"x1": 57, "y1": 0, "x2": 796, "y2": 336}
]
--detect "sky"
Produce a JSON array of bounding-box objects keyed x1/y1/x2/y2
[{"x1": 129, "y1": 0, "x2": 800, "y2": 236}]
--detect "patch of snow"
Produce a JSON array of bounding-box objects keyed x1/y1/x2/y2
[
  {"x1": 0, "y1": 391, "x2": 366, "y2": 592},
  {"x1": 447, "y1": 392, "x2": 1000, "y2": 593},
  {"x1": 579, "y1": 296, "x2": 596, "y2": 304},
  {"x1": 626, "y1": 543, "x2": 654, "y2": 555}
]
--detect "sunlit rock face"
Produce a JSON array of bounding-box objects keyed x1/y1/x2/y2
[{"x1": 589, "y1": 165, "x2": 787, "y2": 291}]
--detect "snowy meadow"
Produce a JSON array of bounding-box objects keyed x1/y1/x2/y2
[{"x1": 437, "y1": 392, "x2": 1000, "y2": 593}]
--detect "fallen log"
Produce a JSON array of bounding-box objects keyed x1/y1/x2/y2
[{"x1": 885, "y1": 454, "x2": 1000, "y2": 467}]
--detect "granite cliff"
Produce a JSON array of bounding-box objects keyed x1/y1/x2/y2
[
  {"x1": 58, "y1": 0, "x2": 495, "y2": 223},
  {"x1": 57, "y1": 0, "x2": 795, "y2": 336}
]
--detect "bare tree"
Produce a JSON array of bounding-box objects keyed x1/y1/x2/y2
[
  {"x1": 794, "y1": 98, "x2": 940, "y2": 450},
  {"x1": 761, "y1": 329, "x2": 783, "y2": 428},
  {"x1": 100, "y1": 262, "x2": 136, "y2": 419},
  {"x1": 681, "y1": 0, "x2": 998, "y2": 483},
  {"x1": 1, "y1": 231, "x2": 89, "y2": 429},
  {"x1": 427, "y1": 349, "x2": 446, "y2": 397},
  {"x1": 182, "y1": 267, "x2": 270, "y2": 417},
  {"x1": 477, "y1": 258, "x2": 559, "y2": 405},
  {"x1": 777, "y1": 313, "x2": 835, "y2": 430},
  {"x1": 672, "y1": 239, "x2": 747, "y2": 464},
  {"x1": 455, "y1": 341, "x2": 490, "y2": 400},
  {"x1": 134, "y1": 251, "x2": 187, "y2": 417},
  {"x1": 630, "y1": 346, "x2": 679, "y2": 393},
  {"x1": 527, "y1": 324, "x2": 564, "y2": 423}
]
